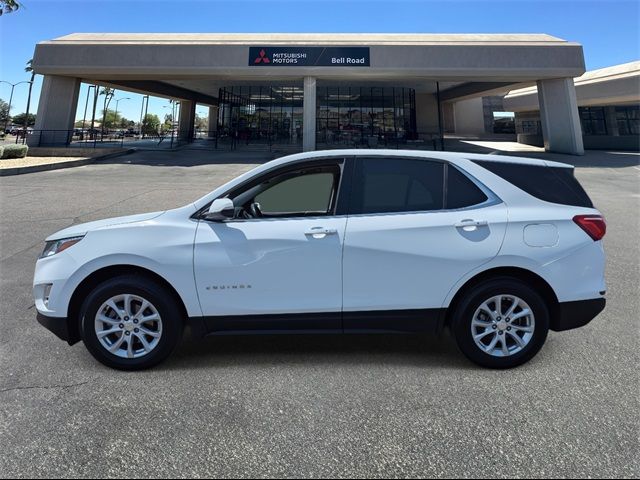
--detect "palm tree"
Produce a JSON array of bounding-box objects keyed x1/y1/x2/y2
[
  {"x1": 1, "y1": 0, "x2": 21, "y2": 16},
  {"x1": 23, "y1": 59, "x2": 35, "y2": 137},
  {"x1": 99, "y1": 87, "x2": 115, "y2": 137}
]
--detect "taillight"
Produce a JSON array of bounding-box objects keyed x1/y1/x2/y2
[{"x1": 573, "y1": 214, "x2": 606, "y2": 241}]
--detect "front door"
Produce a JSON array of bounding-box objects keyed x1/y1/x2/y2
[{"x1": 194, "y1": 159, "x2": 348, "y2": 332}]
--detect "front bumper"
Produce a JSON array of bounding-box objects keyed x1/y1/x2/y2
[
  {"x1": 551, "y1": 298, "x2": 606, "y2": 332},
  {"x1": 37, "y1": 313, "x2": 80, "y2": 345}
]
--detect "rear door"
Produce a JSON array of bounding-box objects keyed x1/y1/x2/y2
[{"x1": 342, "y1": 156, "x2": 508, "y2": 331}]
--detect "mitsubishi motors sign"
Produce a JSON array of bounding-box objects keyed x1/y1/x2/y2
[{"x1": 249, "y1": 46, "x2": 370, "y2": 67}]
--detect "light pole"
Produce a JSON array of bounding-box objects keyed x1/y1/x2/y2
[
  {"x1": 1, "y1": 80, "x2": 32, "y2": 133},
  {"x1": 113, "y1": 97, "x2": 130, "y2": 131},
  {"x1": 138, "y1": 95, "x2": 148, "y2": 138},
  {"x1": 163, "y1": 101, "x2": 177, "y2": 147},
  {"x1": 113, "y1": 97, "x2": 130, "y2": 146},
  {"x1": 81, "y1": 85, "x2": 96, "y2": 141},
  {"x1": 197, "y1": 109, "x2": 207, "y2": 138}
]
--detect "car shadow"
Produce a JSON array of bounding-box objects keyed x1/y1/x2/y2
[{"x1": 159, "y1": 331, "x2": 474, "y2": 371}]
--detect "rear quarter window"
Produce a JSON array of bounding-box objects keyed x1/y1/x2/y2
[
  {"x1": 446, "y1": 166, "x2": 489, "y2": 209},
  {"x1": 472, "y1": 160, "x2": 593, "y2": 208}
]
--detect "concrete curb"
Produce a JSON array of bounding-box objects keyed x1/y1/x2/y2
[{"x1": 0, "y1": 148, "x2": 137, "y2": 176}]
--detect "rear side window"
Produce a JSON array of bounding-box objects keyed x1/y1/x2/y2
[
  {"x1": 446, "y1": 166, "x2": 489, "y2": 209},
  {"x1": 352, "y1": 157, "x2": 444, "y2": 214},
  {"x1": 473, "y1": 160, "x2": 593, "y2": 208}
]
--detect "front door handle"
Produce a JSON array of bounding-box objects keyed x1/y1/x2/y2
[
  {"x1": 305, "y1": 227, "x2": 338, "y2": 238},
  {"x1": 454, "y1": 219, "x2": 488, "y2": 231}
]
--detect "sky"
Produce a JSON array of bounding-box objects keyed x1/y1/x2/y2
[{"x1": 0, "y1": 0, "x2": 638, "y2": 123}]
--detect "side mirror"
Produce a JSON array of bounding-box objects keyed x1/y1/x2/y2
[{"x1": 203, "y1": 198, "x2": 235, "y2": 221}]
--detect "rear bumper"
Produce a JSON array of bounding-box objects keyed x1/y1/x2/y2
[
  {"x1": 552, "y1": 298, "x2": 606, "y2": 332},
  {"x1": 37, "y1": 313, "x2": 80, "y2": 345}
]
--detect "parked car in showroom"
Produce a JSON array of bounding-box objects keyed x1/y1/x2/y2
[{"x1": 33, "y1": 150, "x2": 606, "y2": 370}]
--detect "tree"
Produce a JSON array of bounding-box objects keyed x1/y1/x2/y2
[
  {"x1": 0, "y1": 0, "x2": 20, "y2": 15},
  {"x1": 141, "y1": 113, "x2": 160, "y2": 135},
  {"x1": 195, "y1": 113, "x2": 208, "y2": 131},
  {"x1": 163, "y1": 113, "x2": 173, "y2": 132},
  {"x1": 101, "y1": 109, "x2": 123, "y2": 130},
  {"x1": 0, "y1": 99, "x2": 9, "y2": 126},
  {"x1": 99, "y1": 87, "x2": 115, "y2": 134},
  {"x1": 24, "y1": 59, "x2": 36, "y2": 131},
  {"x1": 11, "y1": 112, "x2": 36, "y2": 127}
]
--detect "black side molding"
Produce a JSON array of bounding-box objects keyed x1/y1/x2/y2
[
  {"x1": 552, "y1": 298, "x2": 606, "y2": 332},
  {"x1": 201, "y1": 311, "x2": 342, "y2": 335},
  {"x1": 37, "y1": 313, "x2": 80, "y2": 346},
  {"x1": 343, "y1": 308, "x2": 445, "y2": 334},
  {"x1": 189, "y1": 308, "x2": 446, "y2": 337}
]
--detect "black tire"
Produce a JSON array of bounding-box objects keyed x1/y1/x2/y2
[
  {"x1": 452, "y1": 277, "x2": 550, "y2": 369},
  {"x1": 80, "y1": 275, "x2": 184, "y2": 370}
]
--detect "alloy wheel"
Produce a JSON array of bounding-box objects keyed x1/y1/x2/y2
[
  {"x1": 471, "y1": 294, "x2": 536, "y2": 357},
  {"x1": 94, "y1": 294, "x2": 163, "y2": 359}
]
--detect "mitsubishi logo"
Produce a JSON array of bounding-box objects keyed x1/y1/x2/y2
[{"x1": 254, "y1": 49, "x2": 271, "y2": 64}]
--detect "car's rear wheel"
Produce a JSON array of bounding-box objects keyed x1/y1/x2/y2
[
  {"x1": 452, "y1": 277, "x2": 550, "y2": 368},
  {"x1": 80, "y1": 275, "x2": 183, "y2": 370}
]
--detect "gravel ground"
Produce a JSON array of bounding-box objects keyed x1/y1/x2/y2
[{"x1": 0, "y1": 148, "x2": 638, "y2": 478}]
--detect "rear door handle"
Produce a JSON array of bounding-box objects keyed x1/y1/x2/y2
[
  {"x1": 305, "y1": 227, "x2": 338, "y2": 237},
  {"x1": 454, "y1": 219, "x2": 488, "y2": 230}
]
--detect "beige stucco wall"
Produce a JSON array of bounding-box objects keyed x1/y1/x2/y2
[
  {"x1": 415, "y1": 93, "x2": 439, "y2": 134},
  {"x1": 453, "y1": 97, "x2": 486, "y2": 135}
]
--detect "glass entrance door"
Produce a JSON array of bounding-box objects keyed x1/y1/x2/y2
[
  {"x1": 218, "y1": 86, "x2": 304, "y2": 147},
  {"x1": 315, "y1": 86, "x2": 417, "y2": 148}
]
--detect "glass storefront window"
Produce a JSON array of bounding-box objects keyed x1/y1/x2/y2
[
  {"x1": 616, "y1": 106, "x2": 639, "y2": 136},
  {"x1": 218, "y1": 85, "x2": 304, "y2": 145},
  {"x1": 316, "y1": 86, "x2": 416, "y2": 147},
  {"x1": 217, "y1": 85, "x2": 417, "y2": 147},
  {"x1": 579, "y1": 107, "x2": 607, "y2": 135}
]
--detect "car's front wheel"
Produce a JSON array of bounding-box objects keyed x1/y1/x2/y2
[
  {"x1": 452, "y1": 277, "x2": 550, "y2": 369},
  {"x1": 80, "y1": 275, "x2": 183, "y2": 370}
]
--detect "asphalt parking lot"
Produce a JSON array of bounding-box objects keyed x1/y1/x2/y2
[{"x1": 0, "y1": 148, "x2": 638, "y2": 478}]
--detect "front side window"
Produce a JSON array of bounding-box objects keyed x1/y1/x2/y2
[
  {"x1": 226, "y1": 163, "x2": 342, "y2": 219},
  {"x1": 351, "y1": 157, "x2": 444, "y2": 214},
  {"x1": 255, "y1": 172, "x2": 336, "y2": 215}
]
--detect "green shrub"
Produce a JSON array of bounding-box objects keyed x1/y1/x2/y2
[
  {"x1": 1, "y1": 144, "x2": 28, "y2": 159},
  {"x1": 0, "y1": 146, "x2": 4, "y2": 159}
]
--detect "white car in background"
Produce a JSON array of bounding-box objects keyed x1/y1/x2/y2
[{"x1": 33, "y1": 150, "x2": 606, "y2": 370}]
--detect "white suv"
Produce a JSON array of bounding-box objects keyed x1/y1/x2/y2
[{"x1": 33, "y1": 150, "x2": 607, "y2": 370}]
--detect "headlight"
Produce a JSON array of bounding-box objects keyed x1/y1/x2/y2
[{"x1": 40, "y1": 236, "x2": 84, "y2": 259}]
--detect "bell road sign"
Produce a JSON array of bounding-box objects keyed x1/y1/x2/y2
[{"x1": 249, "y1": 47, "x2": 370, "y2": 67}]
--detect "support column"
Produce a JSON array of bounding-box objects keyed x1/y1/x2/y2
[
  {"x1": 208, "y1": 105, "x2": 218, "y2": 138},
  {"x1": 537, "y1": 78, "x2": 584, "y2": 155},
  {"x1": 303, "y1": 77, "x2": 316, "y2": 152},
  {"x1": 29, "y1": 75, "x2": 81, "y2": 146},
  {"x1": 178, "y1": 100, "x2": 196, "y2": 142}
]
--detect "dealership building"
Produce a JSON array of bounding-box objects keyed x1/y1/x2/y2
[
  {"x1": 30, "y1": 33, "x2": 590, "y2": 154},
  {"x1": 504, "y1": 61, "x2": 639, "y2": 151}
]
